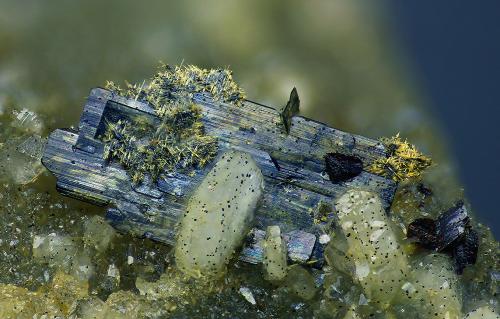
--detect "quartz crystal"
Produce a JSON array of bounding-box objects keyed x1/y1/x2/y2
[
  {"x1": 262, "y1": 225, "x2": 288, "y2": 281},
  {"x1": 174, "y1": 150, "x2": 264, "y2": 279}
]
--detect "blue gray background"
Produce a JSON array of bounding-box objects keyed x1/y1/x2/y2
[{"x1": 390, "y1": 1, "x2": 500, "y2": 238}]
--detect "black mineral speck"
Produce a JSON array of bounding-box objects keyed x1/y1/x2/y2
[
  {"x1": 270, "y1": 155, "x2": 281, "y2": 171},
  {"x1": 324, "y1": 153, "x2": 363, "y2": 183}
]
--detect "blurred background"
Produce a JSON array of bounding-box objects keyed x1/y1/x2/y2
[{"x1": 0, "y1": 0, "x2": 498, "y2": 237}]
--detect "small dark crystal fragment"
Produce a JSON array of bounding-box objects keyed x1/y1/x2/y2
[
  {"x1": 239, "y1": 126, "x2": 256, "y2": 134},
  {"x1": 309, "y1": 239, "x2": 326, "y2": 269},
  {"x1": 245, "y1": 231, "x2": 257, "y2": 246},
  {"x1": 324, "y1": 153, "x2": 363, "y2": 183},
  {"x1": 407, "y1": 218, "x2": 438, "y2": 250},
  {"x1": 417, "y1": 183, "x2": 433, "y2": 197},
  {"x1": 407, "y1": 201, "x2": 479, "y2": 274},
  {"x1": 452, "y1": 229, "x2": 479, "y2": 274},
  {"x1": 281, "y1": 87, "x2": 300, "y2": 134},
  {"x1": 435, "y1": 201, "x2": 469, "y2": 250},
  {"x1": 270, "y1": 155, "x2": 281, "y2": 171}
]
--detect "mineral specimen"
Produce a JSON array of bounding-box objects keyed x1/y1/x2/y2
[
  {"x1": 83, "y1": 215, "x2": 117, "y2": 253},
  {"x1": 238, "y1": 286, "x2": 257, "y2": 305},
  {"x1": 324, "y1": 153, "x2": 363, "y2": 183},
  {"x1": 431, "y1": 201, "x2": 470, "y2": 250},
  {"x1": 284, "y1": 230, "x2": 317, "y2": 263},
  {"x1": 239, "y1": 228, "x2": 317, "y2": 265},
  {"x1": 101, "y1": 64, "x2": 246, "y2": 184},
  {"x1": 0, "y1": 106, "x2": 46, "y2": 186},
  {"x1": 43, "y1": 78, "x2": 397, "y2": 249},
  {"x1": 32, "y1": 233, "x2": 79, "y2": 269},
  {"x1": 100, "y1": 104, "x2": 218, "y2": 184},
  {"x1": 0, "y1": 134, "x2": 46, "y2": 185},
  {"x1": 262, "y1": 225, "x2": 288, "y2": 281},
  {"x1": 320, "y1": 269, "x2": 364, "y2": 315},
  {"x1": 23, "y1": 61, "x2": 498, "y2": 318},
  {"x1": 280, "y1": 87, "x2": 300, "y2": 134},
  {"x1": 407, "y1": 201, "x2": 479, "y2": 273},
  {"x1": 174, "y1": 150, "x2": 264, "y2": 278},
  {"x1": 11, "y1": 108, "x2": 43, "y2": 134},
  {"x1": 400, "y1": 253, "x2": 462, "y2": 319},
  {"x1": 368, "y1": 133, "x2": 432, "y2": 182},
  {"x1": 453, "y1": 228, "x2": 479, "y2": 274},
  {"x1": 332, "y1": 190, "x2": 409, "y2": 305},
  {"x1": 106, "y1": 63, "x2": 246, "y2": 107}
]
